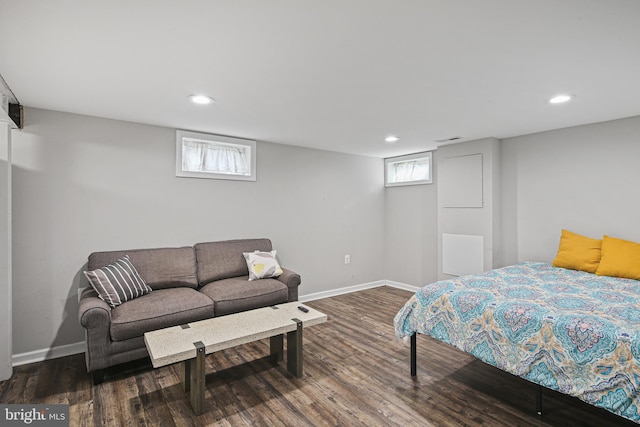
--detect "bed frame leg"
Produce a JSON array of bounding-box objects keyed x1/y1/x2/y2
[
  {"x1": 410, "y1": 334, "x2": 417, "y2": 376},
  {"x1": 536, "y1": 385, "x2": 543, "y2": 416}
]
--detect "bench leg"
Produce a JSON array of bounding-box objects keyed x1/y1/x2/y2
[
  {"x1": 270, "y1": 334, "x2": 284, "y2": 363},
  {"x1": 287, "y1": 318, "x2": 303, "y2": 378},
  {"x1": 184, "y1": 341, "x2": 206, "y2": 415}
]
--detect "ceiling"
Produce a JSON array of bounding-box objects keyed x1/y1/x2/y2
[{"x1": 1, "y1": 1, "x2": 640, "y2": 158}]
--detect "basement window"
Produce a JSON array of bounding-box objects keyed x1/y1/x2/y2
[
  {"x1": 385, "y1": 151, "x2": 432, "y2": 187},
  {"x1": 176, "y1": 130, "x2": 256, "y2": 181}
]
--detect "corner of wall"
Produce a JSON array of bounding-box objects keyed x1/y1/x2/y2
[
  {"x1": 436, "y1": 138, "x2": 501, "y2": 279},
  {"x1": 0, "y1": 123, "x2": 12, "y2": 380}
]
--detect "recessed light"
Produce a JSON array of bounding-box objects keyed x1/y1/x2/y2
[
  {"x1": 189, "y1": 95, "x2": 215, "y2": 105},
  {"x1": 385, "y1": 136, "x2": 399, "y2": 143},
  {"x1": 548, "y1": 94, "x2": 573, "y2": 104}
]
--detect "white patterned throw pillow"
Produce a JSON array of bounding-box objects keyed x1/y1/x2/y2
[
  {"x1": 243, "y1": 250, "x2": 284, "y2": 281},
  {"x1": 83, "y1": 255, "x2": 152, "y2": 308}
]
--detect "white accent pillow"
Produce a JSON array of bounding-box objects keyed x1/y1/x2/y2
[
  {"x1": 84, "y1": 255, "x2": 152, "y2": 308},
  {"x1": 243, "y1": 250, "x2": 284, "y2": 281}
]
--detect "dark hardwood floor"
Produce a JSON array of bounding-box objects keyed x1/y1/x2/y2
[{"x1": 1, "y1": 286, "x2": 636, "y2": 426}]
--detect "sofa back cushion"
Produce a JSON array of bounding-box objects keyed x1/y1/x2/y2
[
  {"x1": 88, "y1": 246, "x2": 198, "y2": 290},
  {"x1": 194, "y1": 238, "x2": 272, "y2": 285}
]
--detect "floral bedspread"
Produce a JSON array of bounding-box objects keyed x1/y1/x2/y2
[{"x1": 394, "y1": 262, "x2": 640, "y2": 423}]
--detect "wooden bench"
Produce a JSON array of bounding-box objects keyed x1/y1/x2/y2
[{"x1": 144, "y1": 302, "x2": 327, "y2": 414}]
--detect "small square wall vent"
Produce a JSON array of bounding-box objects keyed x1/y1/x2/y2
[{"x1": 435, "y1": 136, "x2": 461, "y2": 143}]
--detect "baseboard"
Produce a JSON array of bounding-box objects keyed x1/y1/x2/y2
[
  {"x1": 384, "y1": 280, "x2": 421, "y2": 293},
  {"x1": 13, "y1": 279, "x2": 419, "y2": 367},
  {"x1": 12, "y1": 341, "x2": 85, "y2": 367},
  {"x1": 299, "y1": 280, "x2": 386, "y2": 302}
]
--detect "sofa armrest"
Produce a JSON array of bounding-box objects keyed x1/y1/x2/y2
[
  {"x1": 78, "y1": 288, "x2": 111, "y2": 328},
  {"x1": 78, "y1": 288, "x2": 113, "y2": 372},
  {"x1": 277, "y1": 268, "x2": 301, "y2": 301}
]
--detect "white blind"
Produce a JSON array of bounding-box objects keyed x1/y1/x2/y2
[
  {"x1": 387, "y1": 157, "x2": 429, "y2": 183},
  {"x1": 182, "y1": 138, "x2": 250, "y2": 176}
]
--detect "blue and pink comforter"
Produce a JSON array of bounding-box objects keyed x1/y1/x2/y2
[{"x1": 394, "y1": 262, "x2": 640, "y2": 422}]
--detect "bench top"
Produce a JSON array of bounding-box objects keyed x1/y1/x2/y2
[{"x1": 144, "y1": 302, "x2": 327, "y2": 368}]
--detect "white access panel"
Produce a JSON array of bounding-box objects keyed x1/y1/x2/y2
[
  {"x1": 440, "y1": 154, "x2": 483, "y2": 208},
  {"x1": 442, "y1": 233, "x2": 484, "y2": 276}
]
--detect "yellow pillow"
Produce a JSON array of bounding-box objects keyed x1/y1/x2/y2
[
  {"x1": 552, "y1": 229, "x2": 602, "y2": 273},
  {"x1": 595, "y1": 235, "x2": 640, "y2": 280}
]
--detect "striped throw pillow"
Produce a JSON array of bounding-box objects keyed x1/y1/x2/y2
[{"x1": 83, "y1": 255, "x2": 152, "y2": 308}]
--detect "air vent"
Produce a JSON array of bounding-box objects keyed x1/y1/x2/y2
[
  {"x1": 0, "y1": 73, "x2": 22, "y2": 129},
  {"x1": 434, "y1": 136, "x2": 462, "y2": 143}
]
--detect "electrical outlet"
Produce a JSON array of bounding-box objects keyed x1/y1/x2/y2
[{"x1": 344, "y1": 254, "x2": 350, "y2": 264}]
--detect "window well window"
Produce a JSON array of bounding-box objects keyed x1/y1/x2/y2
[
  {"x1": 176, "y1": 130, "x2": 256, "y2": 181},
  {"x1": 385, "y1": 151, "x2": 432, "y2": 187}
]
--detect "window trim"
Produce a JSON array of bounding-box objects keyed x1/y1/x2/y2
[
  {"x1": 384, "y1": 151, "x2": 433, "y2": 187},
  {"x1": 175, "y1": 130, "x2": 257, "y2": 181}
]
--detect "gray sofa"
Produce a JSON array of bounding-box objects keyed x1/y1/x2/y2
[{"x1": 78, "y1": 238, "x2": 301, "y2": 384}]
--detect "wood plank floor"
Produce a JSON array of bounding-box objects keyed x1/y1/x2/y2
[{"x1": 1, "y1": 286, "x2": 636, "y2": 426}]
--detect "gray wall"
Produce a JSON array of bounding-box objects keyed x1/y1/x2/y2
[
  {"x1": 11, "y1": 107, "x2": 385, "y2": 355},
  {"x1": 384, "y1": 151, "x2": 438, "y2": 287},
  {"x1": 0, "y1": 123, "x2": 12, "y2": 380},
  {"x1": 501, "y1": 115, "x2": 640, "y2": 265}
]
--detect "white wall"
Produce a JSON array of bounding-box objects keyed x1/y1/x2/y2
[
  {"x1": 501, "y1": 115, "x2": 640, "y2": 265},
  {"x1": 11, "y1": 107, "x2": 385, "y2": 356},
  {"x1": 384, "y1": 151, "x2": 438, "y2": 287},
  {"x1": 0, "y1": 123, "x2": 12, "y2": 380},
  {"x1": 437, "y1": 138, "x2": 501, "y2": 279},
  {"x1": 12, "y1": 106, "x2": 640, "y2": 362},
  {"x1": 385, "y1": 114, "x2": 640, "y2": 288}
]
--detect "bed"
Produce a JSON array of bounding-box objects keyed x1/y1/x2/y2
[{"x1": 394, "y1": 262, "x2": 640, "y2": 423}]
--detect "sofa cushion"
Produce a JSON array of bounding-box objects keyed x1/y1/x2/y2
[
  {"x1": 199, "y1": 276, "x2": 288, "y2": 316},
  {"x1": 194, "y1": 238, "x2": 272, "y2": 285},
  {"x1": 84, "y1": 255, "x2": 152, "y2": 308},
  {"x1": 89, "y1": 247, "x2": 198, "y2": 290},
  {"x1": 109, "y1": 287, "x2": 214, "y2": 341}
]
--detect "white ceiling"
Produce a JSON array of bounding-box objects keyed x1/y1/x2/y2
[{"x1": 2, "y1": 0, "x2": 640, "y2": 158}]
